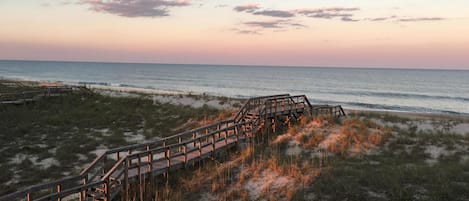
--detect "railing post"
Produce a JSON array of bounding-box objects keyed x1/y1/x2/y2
[
  {"x1": 178, "y1": 137, "x2": 182, "y2": 152},
  {"x1": 138, "y1": 155, "x2": 143, "y2": 201},
  {"x1": 104, "y1": 181, "x2": 109, "y2": 201},
  {"x1": 149, "y1": 152, "x2": 153, "y2": 172},
  {"x1": 183, "y1": 144, "x2": 188, "y2": 165},
  {"x1": 224, "y1": 128, "x2": 228, "y2": 145},
  {"x1": 125, "y1": 158, "x2": 129, "y2": 201},
  {"x1": 80, "y1": 176, "x2": 88, "y2": 201},
  {"x1": 295, "y1": 96, "x2": 300, "y2": 110},
  {"x1": 27, "y1": 192, "x2": 31, "y2": 201},
  {"x1": 192, "y1": 132, "x2": 196, "y2": 147},
  {"x1": 235, "y1": 125, "x2": 239, "y2": 144},
  {"x1": 166, "y1": 148, "x2": 171, "y2": 168},
  {"x1": 198, "y1": 138, "x2": 202, "y2": 159},
  {"x1": 57, "y1": 184, "x2": 62, "y2": 201},
  {"x1": 128, "y1": 150, "x2": 132, "y2": 166}
]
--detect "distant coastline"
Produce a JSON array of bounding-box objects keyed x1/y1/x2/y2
[{"x1": 1, "y1": 60, "x2": 468, "y2": 115}]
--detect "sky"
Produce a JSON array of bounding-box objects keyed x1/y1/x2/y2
[{"x1": 0, "y1": 0, "x2": 468, "y2": 69}]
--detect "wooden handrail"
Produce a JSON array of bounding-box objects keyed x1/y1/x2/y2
[
  {"x1": 102, "y1": 157, "x2": 127, "y2": 181},
  {"x1": 234, "y1": 94, "x2": 290, "y2": 122},
  {"x1": 34, "y1": 181, "x2": 103, "y2": 201},
  {"x1": 0, "y1": 175, "x2": 86, "y2": 201},
  {"x1": 80, "y1": 152, "x2": 106, "y2": 175}
]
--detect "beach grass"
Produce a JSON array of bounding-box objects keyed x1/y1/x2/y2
[
  {"x1": 0, "y1": 89, "x2": 225, "y2": 195},
  {"x1": 144, "y1": 113, "x2": 469, "y2": 201},
  {"x1": 307, "y1": 114, "x2": 469, "y2": 201}
]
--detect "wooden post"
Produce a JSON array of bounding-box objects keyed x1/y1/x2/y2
[
  {"x1": 146, "y1": 145, "x2": 151, "y2": 164},
  {"x1": 235, "y1": 126, "x2": 239, "y2": 144},
  {"x1": 281, "y1": 99, "x2": 284, "y2": 112},
  {"x1": 183, "y1": 144, "x2": 188, "y2": 165},
  {"x1": 116, "y1": 152, "x2": 120, "y2": 161},
  {"x1": 166, "y1": 148, "x2": 171, "y2": 168},
  {"x1": 104, "y1": 182, "x2": 109, "y2": 201},
  {"x1": 212, "y1": 134, "x2": 216, "y2": 156},
  {"x1": 192, "y1": 132, "x2": 196, "y2": 147},
  {"x1": 198, "y1": 138, "x2": 202, "y2": 159},
  {"x1": 149, "y1": 152, "x2": 153, "y2": 173},
  {"x1": 224, "y1": 128, "x2": 228, "y2": 145},
  {"x1": 178, "y1": 137, "x2": 182, "y2": 152},
  {"x1": 128, "y1": 150, "x2": 132, "y2": 166},
  {"x1": 296, "y1": 96, "x2": 299, "y2": 110},
  {"x1": 57, "y1": 184, "x2": 62, "y2": 201},
  {"x1": 125, "y1": 159, "x2": 129, "y2": 201},
  {"x1": 81, "y1": 177, "x2": 88, "y2": 201},
  {"x1": 138, "y1": 156, "x2": 143, "y2": 201},
  {"x1": 27, "y1": 193, "x2": 31, "y2": 201}
]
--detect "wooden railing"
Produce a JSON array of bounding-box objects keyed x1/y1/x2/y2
[
  {"x1": 0, "y1": 94, "x2": 345, "y2": 201},
  {"x1": 311, "y1": 105, "x2": 346, "y2": 117},
  {"x1": 0, "y1": 86, "x2": 75, "y2": 104},
  {"x1": 233, "y1": 94, "x2": 290, "y2": 123}
]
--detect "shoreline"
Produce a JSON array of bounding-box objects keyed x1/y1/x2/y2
[{"x1": 1, "y1": 77, "x2": 468, "y2": 117}]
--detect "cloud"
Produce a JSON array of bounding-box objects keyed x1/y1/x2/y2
[
  {"x1": 362, "y1": 16, "x2": 445, "y2": 22},
  {"x1": 252, "y1": 10, "x2": 295, "y2": 18},
  {"x1": 233, "y1": 3, "x2": 259, "y2": 13},
  {"x1": 295, "y1": 7, "x2": 360, "y2": 21},
  {"x1": 307, "y1": 13, "x2": 353, "y2": 19},
  {"x1": 366, "y1": 16, "x2": 396, "y2": 22},
  {"x1": 341, "y1": 17, "x2": 359, "y2": 22},
  {"x1": 244, "y1": 20, "x2": 283, "y2": 29},
  {"x1": 234, "y1": 4, "x2": 361, "y2": 21},
  {"x1": 244, "y1": 20, "x2": 305, "y2": 29},
  {"x1": 230, "y1": 4, "x2": 448, "y2": 34},
  {"x1": 79, "y1": 0, "x2": 190, "y2": 17},
  {"x1": 232, "y1": 28, "x2": 261, "y2": 35},
  {"x1": 233, "y1": 19, "x2": 305, "y2": 35},
  {"x1": 398, "y1": 17, "x2": 445, "y2": 22}
]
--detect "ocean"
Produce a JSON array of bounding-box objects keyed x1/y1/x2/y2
[{"x1": 0, "y1": 60, "x2": 468, "y2": 114}]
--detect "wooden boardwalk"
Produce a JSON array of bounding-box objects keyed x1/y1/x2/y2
[
  {"x1": 0, "y1": 94, "x2": 346, "y2": 201},
  {"x1": 0, "y1": 86, "x2": 79, "y2": 105}
]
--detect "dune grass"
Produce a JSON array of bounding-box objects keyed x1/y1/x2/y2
[
  {"x1": 143, "y1": 113, "x2": 469, "y2": 201},
  {"x1": 0, "y1": 90, "x2": 224, "y2": 195},
  {"x1": 309, "y1": 114, "x2": 469, "y2": 201}
]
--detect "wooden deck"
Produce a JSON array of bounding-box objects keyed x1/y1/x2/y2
[{"x1": 0, "y1": 94, "x2": 346, "y2": 201}]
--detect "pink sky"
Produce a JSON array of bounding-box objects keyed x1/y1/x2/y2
[{"x1": 0, "y1": 0, "x2": 468, "y2": 69}]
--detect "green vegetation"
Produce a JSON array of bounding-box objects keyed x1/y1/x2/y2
[
  {"x1": 0, "y1": 88, "x2": 223, "y2": 195},
  {"x1": 309, "y1": 115, "x2": 469, "y2": 201},
  {"x1": 0, "y1": 82, "x2": 36, "y2": 93}
]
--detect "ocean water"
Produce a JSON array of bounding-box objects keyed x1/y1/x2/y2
[{"x1": 0, "y1": 60, "x2": 468, "y2": 114}]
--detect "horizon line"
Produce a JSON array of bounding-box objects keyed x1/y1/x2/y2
[{"x1": 0, "y1": 59, "x2": 467, "y2": 71}]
